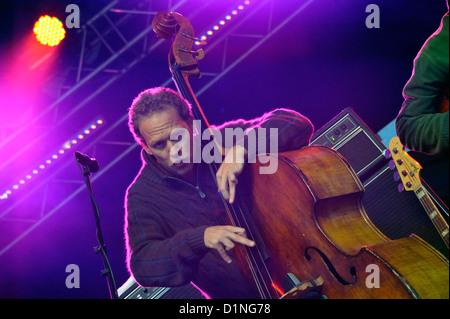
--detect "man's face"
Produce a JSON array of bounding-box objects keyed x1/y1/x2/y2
[{"x1": 139, "y1": 105, "x2": 194, "y2": 177}]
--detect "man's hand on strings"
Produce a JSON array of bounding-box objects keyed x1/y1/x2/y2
[
  {"x1": 216, "y1": 144, "x2": 247, "y2": 204},
  {"x1": 204, "y1": 225, "x2": 255, "y2": 263}
]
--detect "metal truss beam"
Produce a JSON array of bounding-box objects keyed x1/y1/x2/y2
[{"x1": 0, "y1": 0, "x2": 317, "y2": 257}]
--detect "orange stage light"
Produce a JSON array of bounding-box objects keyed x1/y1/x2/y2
[{"x1": 33, "y1": 15, "x2": 66, "y2": 47}]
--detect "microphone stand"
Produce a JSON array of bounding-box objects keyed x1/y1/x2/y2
[{"x1": 75, "y1": 156, "x2": 118, "y2": 299}]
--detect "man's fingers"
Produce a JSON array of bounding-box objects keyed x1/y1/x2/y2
[
  {"x1": 229, "y1": 232, "x2": 255, "y2": 248},
  {"x1": 223, "y1": 226, "x2": 255, "y2": 247},
  {"x1": 216, "y1": 172, "x2": 230, "y2": 200},
  {"x1": 224, "y1": 226, "x2": 248, "y2": 238},
  {"x1": 204, "y1": 226, "x2": 256, "y2": 264},
  {"x1": 228, "y1": 173, "x2": 238, "y2": 204},
  {"x1": 217, "y1": 172, "x2": 240, "y2": 203},
  {"x1": 216, "y1": 245, "x2": 232, "y2": 263},
  {"x1": 216, "y1": 235, "x2": 235, "y2": 263},
  {"x1": 220, "y1": 237, "x2": 235, "y2": 250}
]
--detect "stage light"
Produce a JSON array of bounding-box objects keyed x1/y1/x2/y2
[
  {"x1": 33, "y1": 15, "x2": 66, "y2": 47},
  {"x1": 195, "y1": 0, "x2": 252, "y2": 45},
  {"x1": 0, "y1": 118, "x2": 104, "y2": 200}
]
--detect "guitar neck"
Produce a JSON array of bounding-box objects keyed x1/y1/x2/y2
[{"x1": 415, "y1": 186, "x2": 449, "y2": 248}]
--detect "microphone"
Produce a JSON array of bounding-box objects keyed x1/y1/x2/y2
[{"x1": 74, "y1": 151, "x2": 99, "y2": 172}]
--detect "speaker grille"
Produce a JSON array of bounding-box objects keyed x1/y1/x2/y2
[{"x1": 362, "y1": 165, "x2": 447, "y2": 255}]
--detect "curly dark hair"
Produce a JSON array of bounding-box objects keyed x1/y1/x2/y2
[{"x1": 128, "y1": 87, "x2": 193, "y2": 146}]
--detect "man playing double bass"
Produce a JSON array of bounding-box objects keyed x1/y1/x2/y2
[{"x1": 124, "y1": 87, "x2": 313, "y2": 299}]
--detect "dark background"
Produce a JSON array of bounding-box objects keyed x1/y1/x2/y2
[{"x1": 0, "y1": 0, "x2": 447, "y2": 298}]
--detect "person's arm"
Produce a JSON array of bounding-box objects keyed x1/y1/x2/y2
[
  {"x1": 214, "y1": 107, "x2": 314, "y2": 155},
  {"x1": 396, "y1": 13, "x2": 449, "y2": 154},
  {"x1": 213, "y1": 108, "x2": 314, "y2": 203},
  {"x1": 125, "y1": 184, "x2": 209, "y2": 288},
  {"x1": 125, "y1": 182, "x2": 255, "y2": 285}
]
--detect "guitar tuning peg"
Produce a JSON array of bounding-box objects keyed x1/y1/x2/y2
[
  {"x1": 194, "y1": 39, "x2": 207, "y2": 46},
  {"x1": 398, "y1": 183, "x2": 404, "y2": 193},
  {"x1": 384, "y1": 149, "x2": 391, "y2": 159},
  {"x1": 181, "y1": 33, "x2": 207, "y2": 46},
  {"x1": 389, "y1": 160, "x2": 396, "y2": 170},
  {"x1": 178, "y1": 48, "x2": 205, "y2": 60},
  {"x1": 193, "y1": 48, "x2": 205, "y2": 60},
  {"x1": 393, "y1": 171, "x2": 400, "y2": 181}
]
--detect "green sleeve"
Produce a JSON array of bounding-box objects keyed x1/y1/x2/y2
[{"x1": 396, "y1": 13, "x2": 449, "y2": 154}]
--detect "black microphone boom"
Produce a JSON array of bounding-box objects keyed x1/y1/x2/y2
[{"x1": 74, "y1": 151, "x2": 99, "y2": 172}]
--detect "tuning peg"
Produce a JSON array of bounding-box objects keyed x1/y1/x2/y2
[
  {"x1": 398, "y1": 183, "x2": 404, "y2": 192},
  {"x1": 178, "y1": 48, "x2": 205, "y2": 60},
  {"x1": 384, "y1": 149, "x2": 391, "y2": 159},
  {"x1": 393, "y1": 171, "x2": 400, "y2": 181},
  {"x1": 389, "y1": 160, "x2": 396, "y2": 170},
  {"x1": 181, "y1": 33, "x2": 207, "y2": 46},
  {"x1": 193, "y1": 48, "x2": 205, "y2": 60}
]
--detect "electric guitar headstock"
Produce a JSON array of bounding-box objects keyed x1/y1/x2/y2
[
  {"x1": 386, "y1": 136, "x2": 422, "y2": 193},
  {"x1": 386, "y1": 136, "x2": 449, "y2": 249}
]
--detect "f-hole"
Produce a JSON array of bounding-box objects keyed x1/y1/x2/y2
[{"x1": 305, "y1": 247, "x2": 357, "y2": 285}]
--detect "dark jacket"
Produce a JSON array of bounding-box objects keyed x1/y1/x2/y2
[{"x1": 124, "y1": 108, "x2": 313, "y2": 299}]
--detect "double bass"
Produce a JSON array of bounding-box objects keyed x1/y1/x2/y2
[{"x1": 152, "y1": 11, "x2": 449, "y2": 299}]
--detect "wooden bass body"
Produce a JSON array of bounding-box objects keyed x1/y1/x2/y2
[{"x1": 240, "y1": 145, "x2": 448, "y2": 298}]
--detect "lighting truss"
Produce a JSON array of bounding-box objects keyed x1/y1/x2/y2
[
  {"x1": 0, "y1": 119, "x2": 104, "y2": 201},
  {"x1": 0, "y1": 0, "x2": 317, "y2": 258}
]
